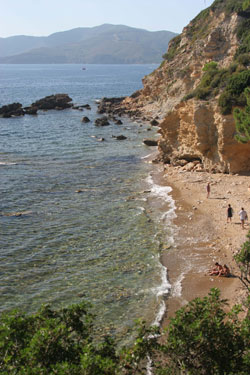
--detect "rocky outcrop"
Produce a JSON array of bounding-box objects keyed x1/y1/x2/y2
[
  {"x1": 30, "y1": 94, "x2": 73, "y2": 110},
  {"x1": 95, "y1": 116, "x2": 110, "y2": 126},
  {"x1": 99, "y1": 1, "x2": 250, "y2": 174},
  {"x1": 143, "y1": 139, "x2": 158, "y2": 147},
  {"x1": 0, "y1": 94, "x2": 73, "y2": 118},
  {"x1": 0, "y1": 103, "x2": 24, "y2": 117},
  {"x1": 81, "y1": 116, "x2": 90, "y2": 123},
  {"x1": 112, "y1": 135, "x2": 127, "y2": 140}
]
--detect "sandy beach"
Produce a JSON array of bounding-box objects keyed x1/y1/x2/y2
[{"x1": 159, "y1": 165, "x2": 250, "y2": 324}]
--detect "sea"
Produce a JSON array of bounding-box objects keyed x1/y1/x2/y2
[{"x1": 0, "y1": 64, "x2": 174, "y2": 343}]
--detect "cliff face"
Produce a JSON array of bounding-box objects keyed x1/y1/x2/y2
[
  {"x1": 158, "y1": 100, "x2": 250, "y2": 173},
  {"x1": 120, "y1": 1, "x2": 250, "y2": 173}
]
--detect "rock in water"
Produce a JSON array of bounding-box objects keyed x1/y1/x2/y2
[
  {"x1": 0, "y1": 103, "x2": 24, "y2": 117},
  {"x1": 95, "y1": 116, "x2": 110, "y2": 126},
  {"x1": 30, "y1": 94, "x2": 73, "y2": 110},
  {"x1": 82, "y1": 116, "x2": 90, "y2": 123},
  {"x1": 143, "y1": 139, "x2": 158, "y2": 146},
  {"x1": 114, "y1": 135, "x2": 127, "y2": 140}
]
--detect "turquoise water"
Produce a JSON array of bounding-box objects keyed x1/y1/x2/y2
[{"x1": 0, "y1": 64, "x2": 171, "y2": 340}]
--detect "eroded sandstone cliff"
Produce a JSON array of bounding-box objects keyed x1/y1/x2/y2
[{"x1": 115, "y1": 0, "x2": 250, "y2": 173}]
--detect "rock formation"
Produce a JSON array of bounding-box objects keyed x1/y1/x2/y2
[
  {"x1": 101, "y1": 0, "x2": 250, "y2": 174},
  {"x1": 30, "y1": 94, "x2": 73, "y2": 110},
  {"x1": 0, "y1": 103, "x2": 24, "y2": 117},
  {"x1": 0, "y1": 94, "x2": 73, "y2": 118},
  {"x1": 95, "y1": 116, "x2": 110, "y2": 126},
  {"x1": 81, "y1": 116, "x2": 90, "y2": 123}
]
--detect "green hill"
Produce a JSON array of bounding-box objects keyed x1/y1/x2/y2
[{"x1": 0, "y1": 24, "x2": 177, "y2": 64}]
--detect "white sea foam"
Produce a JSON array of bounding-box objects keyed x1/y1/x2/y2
[
  {"x1": 151, "y1": 263, "x2": 171, "y2": 324},
  {"x1": 146, "y1": 264, "x2": 171, "y2": 375},
  {"x1": 146, "y1": 174, "x2": 176, "y2": 219},
  {"x1": 171, "y1": 272, "x2": 185, "y2": 297},
  {"x1": 0, "y1": 161, "x2": 17, "y2": 165},
  {"x1": 135, "y1": 206, "x2": 146, "y2": 216},
  {"x1": 141, "y1": 153, "x2": 154, "y2": 160},
  {"x1": 151, "y1": 263, "x2": 171, "y2": 298}
]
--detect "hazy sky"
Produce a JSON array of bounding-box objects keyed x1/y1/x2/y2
[{"x1": 0, "y1": 0, "x2": 215, "y2": 38}]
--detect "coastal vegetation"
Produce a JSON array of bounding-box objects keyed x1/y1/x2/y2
[
  {"x1": 162, "y1": 35, "x2": 181, "y2": 61},
  {"x1": 183, "y1": 62, "x2": 250, "y2": 115},
  {"x1": 2, "y1": 227, "x2": 250, "y2": 375},
  {"x1": 1, "y1": 288, "x2": 249, "y2": 374},
  {"x1": 234, "y1": 229, "x2": 250, "y2": 280},
  {"x1": 234, "y1": 88, "x2": 250, "y2": 142},
  {"x1": 181, "y1": 0, "x2": 250, "y2": 118}
]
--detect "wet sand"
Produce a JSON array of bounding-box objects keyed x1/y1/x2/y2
[{"x1": 159, "y1": 165, "x2": 250, "y2": 324}]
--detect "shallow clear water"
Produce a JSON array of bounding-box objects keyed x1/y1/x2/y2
[{"x1": 0, "y1": 64, "x2": 172, "y2": 340}]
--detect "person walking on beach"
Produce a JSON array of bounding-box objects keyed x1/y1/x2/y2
[
  {"x1": 206, "y1": 182, "x2": 211, "y2": 198},
  {"x1": 227, "y1": 204, "x2": 233, "y2": 223},
  {"x1": 239, "y1": 207, "x2": 248, "y2": 229}
]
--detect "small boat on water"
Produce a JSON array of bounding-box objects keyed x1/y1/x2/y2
[{"x1": 82, "y1": 67, "x2": 86, "y2": 70}]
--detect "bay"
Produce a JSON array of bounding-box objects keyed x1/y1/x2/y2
[{"x1": 0, "y1": 64, "x2": 172, "y2": 341}]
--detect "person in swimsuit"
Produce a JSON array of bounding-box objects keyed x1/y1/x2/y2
[
  {"x1": 221, "y1": 264, "x2": 230, "y2": 277},
  {"x1": 208, "y1": 262, "x2": 223, "y2": 276},
  {"x1": 227, "y1": 204, "x2": 233, "y2": 223},
  {"x1": 206, "y1": 182, "x2": 210, "y2": 198}
]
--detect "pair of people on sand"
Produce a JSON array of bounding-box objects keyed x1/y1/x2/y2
[
  {"x1": 208, "y1": 262, "x2": 230, "y2": 277},
  {"x1": 227, "y1": 205, "x2": 248, "y2": 229}
]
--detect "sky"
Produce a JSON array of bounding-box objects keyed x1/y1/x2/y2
[{"x1": 0, "y1": 0, "x2": 215, "y2": 38}]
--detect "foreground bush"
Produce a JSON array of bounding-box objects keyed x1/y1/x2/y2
[
  {"x1": 156, "y1": 288, "x2": 250, "y2": 375},
  {"x1": 0, "y1": 302, "x2": 121, "y2": 374},
  {"x1": 0, "y1": 291, "x2": 249, "y2": 374}
]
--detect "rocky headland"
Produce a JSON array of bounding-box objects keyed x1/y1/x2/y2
[
  {"x1": 98, "y1": 0, "x2": 250, "y2": 175},
  {"x1": 97, "y1": 0, "x2": 250, "y2": 315}
]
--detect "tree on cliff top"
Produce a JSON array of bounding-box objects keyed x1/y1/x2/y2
[{"x1": 234, "y1": 88, "x2": 250, "y2": 143}]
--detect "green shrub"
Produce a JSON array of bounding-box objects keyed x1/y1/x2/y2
[
  {"x1": 157, "y1": 288, "x2": 250, "y2": 375},
  {"x1": 234, "y1": 88, "x2": 250, "y2": 143},
  {"x1": 234, "y1": 230, "x2": 250, "y2": 276},
  {"x1": 227, "y1": 70, "x2": 250, "y2": 95},
  {"x1": 0, "y1": 302, "x2": 121, "y2": 375},
  {"x1": 217, "y1": 70, "x2": 249, "y2": 114},
  {"x1": 202, "y1": 61, "x2": 218, "y2": 71},
  {"x1": 237, "y1": 53, "x2": 250, "y2": 66},
  {"x1": 243, "y1": 0, "x2": 250, "y2": 10},
  {"x1": 162, "y1": 35, "x2": 181, "y2": 61},
  {"x1": 218, "y1": 91, "x2": 234, "y2": 114},
  {"x1": 211, "y1": 0, "x2": 247, "y2": 14},
  {"x1": 1, "y1": 288, "x2": 250, "y2": 375},
  {"x1": 182, "y1": 92, "x2": 196, "y2": 101},
  {"x1": 195, "y1": 87, "x2": 212, "y2": 99}
]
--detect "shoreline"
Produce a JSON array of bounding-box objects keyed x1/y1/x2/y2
[{"x1": 156, "y1": 164, "x2": 250, "y2": 324}]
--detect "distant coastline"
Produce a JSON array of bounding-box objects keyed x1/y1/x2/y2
[{"x1": 0, "y1": 24, "x2": 177, "y2": 64}]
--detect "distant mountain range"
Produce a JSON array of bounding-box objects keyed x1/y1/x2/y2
[{"x1": 0, "y1": 24, "x2": 177, "y2": 64}]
